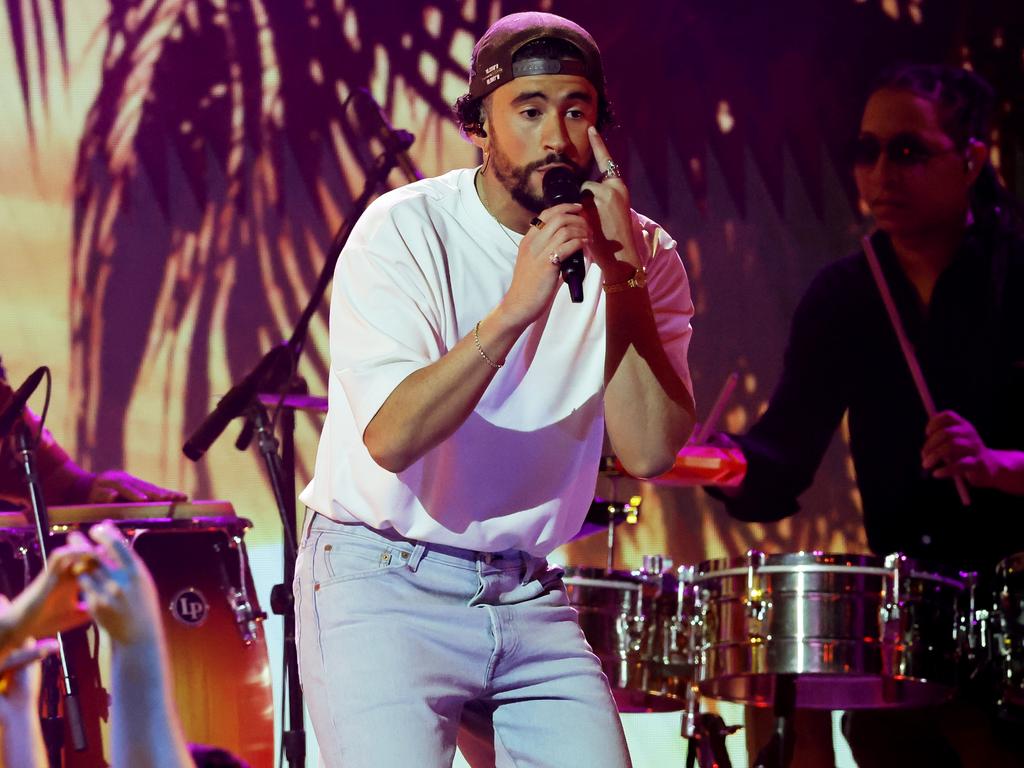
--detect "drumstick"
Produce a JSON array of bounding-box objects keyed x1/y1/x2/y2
[
  {"x1": 695, "y1": 371, "x2": 739, "y2": 444},
  {"x1": 861, "y1": 234, "x2": 970, "y2": 506}
]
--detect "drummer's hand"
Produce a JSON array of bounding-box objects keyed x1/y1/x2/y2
[
  {"x1": 923, "y1": 411, "x2": 999, "y2": 486},
  {"x1": 71, "y1": 522, "x2": 162, "y2": 647},
  {"x1": 0, "y1": 547, "x2": 94, "y2": 655},
  {"x1": 87, "y1": 470, "x2": 186, "y2": 504}
]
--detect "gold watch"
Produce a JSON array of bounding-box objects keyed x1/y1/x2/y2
[{"x1": 602, "y1": 265, "x2": 647, "y2": 294}]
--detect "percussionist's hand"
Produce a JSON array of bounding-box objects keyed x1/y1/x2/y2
[
  {"x1": 86, "y1": 470, "x2": 186, "y2": 504},
  {"x1": 580, "y1": 126, "x2": 640, "y2": 276},
  {"x1": 924, "y1": 411, "x2": 1024, "y2": 494},
  {"x1": 923, "y1": 410, "x2": 999, "y2": 485},
  {"x1": 70, "y1": 522, "x2": 163, "y2": 647}
]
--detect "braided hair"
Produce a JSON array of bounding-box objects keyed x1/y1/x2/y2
[{"x1": 870, "y1": 63, "x2": 1023, "y2": 234}]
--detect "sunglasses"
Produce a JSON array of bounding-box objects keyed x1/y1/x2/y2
[{"x1": 850, "y1": 132, "x2": 961, "y2": 168}]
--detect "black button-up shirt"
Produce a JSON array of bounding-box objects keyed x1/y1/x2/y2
[{"x1": 713, "y1": 225, "x2": 1024, "y2": 572}]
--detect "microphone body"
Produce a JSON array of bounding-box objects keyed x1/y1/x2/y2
[
  {"x1": 542, "y1": 167, "x2": 586, "y2": 302},
  {"x1": 183, "y1": 344, "x2": 292, "y2": 461},
  {"x1": 0, "y1": 366, "x2": 46, "y2": 440}
]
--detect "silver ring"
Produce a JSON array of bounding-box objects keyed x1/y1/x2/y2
[
  {"x1": 602, "y1": 159, "x2": 622, "y2": 179},
  {"x1": 549, "y1": 251, "x2": 560, "y2": 265}
]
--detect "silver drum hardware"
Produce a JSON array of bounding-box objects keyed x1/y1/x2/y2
[{"x1": 690, "y1": 550, "x2": 972, "y2": 709}]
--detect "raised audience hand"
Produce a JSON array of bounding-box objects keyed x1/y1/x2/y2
[
  {"x1": 0, "y1": 595, "x2": 52, "y2": 768},
  {"x1": 70, "y1": 521, "x2": 192, "y2": 768},
  {"x1": 0, "y1": 546, "x2": 94, "y2": 658},
  {"x1": 68, "y1": 522, "x2": 161, "y2": 647}
]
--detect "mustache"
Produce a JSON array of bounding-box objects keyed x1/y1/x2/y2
[{"x1": 523, "y1": 154, "x2": 587, "y2": 179}]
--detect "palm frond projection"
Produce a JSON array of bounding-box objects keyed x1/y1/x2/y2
[
  {"x1": 66, "y1": 0, "x2": 487, "y2": 495},
  {"x1": 2, "y1": 0, "x2": 1021, "y2": 563}
]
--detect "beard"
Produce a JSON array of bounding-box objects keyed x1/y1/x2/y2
[{"x1": 488, "y1": 135, "x2": 592, "y2": 214}]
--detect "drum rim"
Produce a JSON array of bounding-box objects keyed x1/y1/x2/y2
[{"x1": 692, "y1": 551, "x2": 967, "y2": 589}]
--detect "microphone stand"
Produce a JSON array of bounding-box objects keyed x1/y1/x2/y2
[
  {"x1": 272, "y1": 130, "x2": 415, "y2": 768},
  {"x1": 13, "y1": 420, "x2": 87, "y2": 765},
  {"x1": 184, "y1": 117, "x2": 417, "y2": 768}
]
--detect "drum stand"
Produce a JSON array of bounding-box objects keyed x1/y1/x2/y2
[
  {"x1": 13, "y1": 420, "x2": 88, "y2": 766},
  {"x1": 682, "y1": 685, "x2": 740, "y2": 768},
  {"x1": 751, "y1": 674, "x2": 797, "y2": 768}
]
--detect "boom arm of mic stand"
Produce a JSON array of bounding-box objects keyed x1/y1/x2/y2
[{"x1": 287, "y1": 139, "x2": 415, "y2": 359}]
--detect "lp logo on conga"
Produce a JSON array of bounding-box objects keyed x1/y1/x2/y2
[{"x1": 171, "y1": 588, "x2": 210, "y2": 626}]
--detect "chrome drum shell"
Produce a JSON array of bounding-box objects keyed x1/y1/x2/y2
[{"x1": 691, "y1": 551, "x2": 969, "y2": 710}]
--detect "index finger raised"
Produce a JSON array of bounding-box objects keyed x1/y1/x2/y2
[{"x1": 587, "y1": 126, "x2": 612, "y2": 168}]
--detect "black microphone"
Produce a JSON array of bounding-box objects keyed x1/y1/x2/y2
[
  {"x1": 183, "y1": 343, "x2": 293, "y2": 461},
  {"x1": 0, "y1": 366, "x2": 46, "y2": 440},
  {"x1": 348, "y1": 88, "x2": 424, "y2": 183},
  {"x1": 542, "y1": 167, "x2": 586, "y2": 303}
]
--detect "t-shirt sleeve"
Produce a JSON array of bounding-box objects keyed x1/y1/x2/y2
[
  {"x1": 636, "y1": 214, "x2": 695, "y2": 397},
  {"x1": 330, "y1": 202, "x2": 446, "y2": 435}
]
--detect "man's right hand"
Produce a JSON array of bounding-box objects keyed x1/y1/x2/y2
[{"x1": 497, "y1": 202, "x2": 590, "y2": 331}]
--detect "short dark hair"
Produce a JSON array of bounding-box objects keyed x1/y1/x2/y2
[{"x1": 454, "y1": 37, "x2": 615, "y2": 138}]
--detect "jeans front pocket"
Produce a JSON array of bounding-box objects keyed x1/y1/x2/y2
[{"x1": 313, "y1": 528, "x2": 415, "y2": 588}]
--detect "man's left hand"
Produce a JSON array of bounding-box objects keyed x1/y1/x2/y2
[
  {"x1": 87, "y1": 470, "x2": 186, "y2": 504},
  {"x1": 580, "y1": 126, "x2": 639, "y2": 275}
]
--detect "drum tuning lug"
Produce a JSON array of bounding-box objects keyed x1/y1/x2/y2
[
  {"x1": 641, "y1": 554, "x2": 665, "y2": 576},
  {"x1": 745, "y1": 550, "x2": 767, "y2": 621}
]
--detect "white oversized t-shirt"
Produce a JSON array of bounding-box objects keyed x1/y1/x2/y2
[{"x1": 299, "y1": 167, "x2": 693, "y2": 555}]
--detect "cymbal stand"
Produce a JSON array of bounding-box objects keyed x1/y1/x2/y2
[
  {"x1": 606, "y1": 511, "x2": 617, "y2": 574},
  {"x1": 13, "y1": 420, "x2": 87, "y2": 765}
]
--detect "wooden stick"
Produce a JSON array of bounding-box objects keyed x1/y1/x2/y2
[
  {"x1": 862, "y1": 234, "x2": 971, "y2": 506},
  {"x1": 695, "y1": 371, "x2": 739, "y2": 444}
]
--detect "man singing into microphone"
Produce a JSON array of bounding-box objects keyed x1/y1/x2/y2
[{"x1": 295, "y1": 12, "x2": 695, "y2": 766}]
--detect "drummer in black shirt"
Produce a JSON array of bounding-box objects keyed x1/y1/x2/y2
[{"x1": 707, "y1": 65, "x2": 1024, "y2": 767}]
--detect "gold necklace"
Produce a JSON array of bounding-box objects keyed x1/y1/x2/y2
[{"x1": 476, "y1": 169, "x2": 521, "y2": 249}]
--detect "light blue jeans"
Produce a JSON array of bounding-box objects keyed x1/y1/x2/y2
[{"x1": 294, "y1": 513, "x2": 632, "y2": 768}]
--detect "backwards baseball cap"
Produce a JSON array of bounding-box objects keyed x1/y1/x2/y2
[{"x1": 466, "y1": 12, "x2": 607, "y2": 103}]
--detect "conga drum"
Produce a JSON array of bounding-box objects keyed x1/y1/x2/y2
[{"x1": 0, "y1": 502, "x2": 274, "y2": 767}]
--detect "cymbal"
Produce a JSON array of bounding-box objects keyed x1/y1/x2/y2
[{"x1": 257, "y1": 393, "x2": 328, "y2": 413}]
